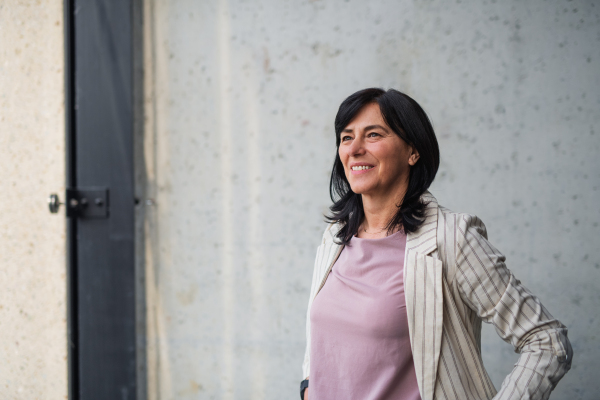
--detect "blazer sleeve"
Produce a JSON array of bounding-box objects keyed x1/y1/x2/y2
[
  {"x1": 302, "y1": 223, "x2": 342, "y2": 379},
  {"x1": 302, "y1": 241, "x2": 325, "y2": 379},
  {"x1": 454, "y1": 214, "x2": 572, "y2": 400}
]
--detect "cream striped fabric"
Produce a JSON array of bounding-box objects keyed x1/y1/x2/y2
[{"x1": 302, "y1": 191, "x2": 572, "y2": 400}]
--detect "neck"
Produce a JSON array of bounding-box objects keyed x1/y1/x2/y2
[{"x1": 359, "y1": 181, "x2": 408, "y2": 238}]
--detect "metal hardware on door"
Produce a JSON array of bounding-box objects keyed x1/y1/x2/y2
[
  {"x1": 48, "y1": 188, "x2": 109, "y2": 218},
  {"x1": 48, "y1": 194, "x2": 63, "y2": 213}
]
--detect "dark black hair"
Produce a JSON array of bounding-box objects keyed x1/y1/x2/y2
[{"x1": 326, "y1": 88, "x2": 440, "y2": 244}]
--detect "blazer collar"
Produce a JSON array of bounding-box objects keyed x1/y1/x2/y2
[
  {"x1": 324, "y1": 190, "x2": 439, "y2": 249},
  {"x1": 405, "y1": 190, "x2": 439, "y2": 256}
]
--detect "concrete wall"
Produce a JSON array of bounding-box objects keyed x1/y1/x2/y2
[
  {"x1": 0, "y1": 2, "x2": 67, "y2": 399},
  {"x1": 141, "y1": 0, "x2": 599, "y2": 399}
]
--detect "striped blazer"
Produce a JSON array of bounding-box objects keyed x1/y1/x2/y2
[{"x1": 302, "y1": 191, "x2": 572, "y2": 400}]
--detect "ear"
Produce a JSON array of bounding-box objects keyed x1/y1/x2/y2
[{"x1": 408, "y1": 147, "x2": 420, "y2": 166}]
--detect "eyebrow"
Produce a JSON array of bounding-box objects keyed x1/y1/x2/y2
[{"x1": 342, "y1": 124, "x2": 389, "y2": 133}]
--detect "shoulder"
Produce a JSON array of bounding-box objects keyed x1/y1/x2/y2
[
  {"x1": 436, "y1": 204, "x2": 489, "y2": 241},
  {"x1": 419, "y1": 191, "x2": 488, "y2": 240}
]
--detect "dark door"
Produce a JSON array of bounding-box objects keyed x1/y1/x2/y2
[{"x1": 65, "y1": 0, "x2": 136, "y2": 398}]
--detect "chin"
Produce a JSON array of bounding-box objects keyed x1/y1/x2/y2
[{"x1": 349, "y1": 184, "x2": 374, "y2": 195}]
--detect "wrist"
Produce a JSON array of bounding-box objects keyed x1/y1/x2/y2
[{"x1": 300, "y1": 379, "x2": 309, "y2": 400}]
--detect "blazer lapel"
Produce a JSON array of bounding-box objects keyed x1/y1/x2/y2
[
  {"x1": 314, "y1": 192, "x2": 444, "y2": 399},
  {"x1": 404, "y1": 191, "x2": 444, "y2": 400}
]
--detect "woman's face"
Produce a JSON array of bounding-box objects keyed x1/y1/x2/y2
[{"x1": 338, "y1": 102, "x2": 419, "y2": 199}]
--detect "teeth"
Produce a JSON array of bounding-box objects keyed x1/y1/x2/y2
[{"x1": 352, "y1": 166, "x2": 373, "y2": 171}]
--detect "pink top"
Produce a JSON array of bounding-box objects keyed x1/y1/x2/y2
[{"x1": 309, "y1": 230, "x2": 421, "y2": 400}]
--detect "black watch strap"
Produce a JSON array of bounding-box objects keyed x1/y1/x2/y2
[{"x1": 300, "y1": 379, "x2": 309, "y2": 400}]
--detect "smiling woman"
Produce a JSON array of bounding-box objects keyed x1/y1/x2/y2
[
  {"x1": 329, "y1": 89, "x2": 440, "y2": 244},
  {"x1": 300, "y1": 88, "x2": 572, "y2": 400},
  {"x1": 339, "y1": 103, "x2": 419, "y2": 218}
]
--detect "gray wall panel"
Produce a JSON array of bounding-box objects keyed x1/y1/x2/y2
[{"x1": 140, "y1": 1, "x2": 599, "y2": 398}]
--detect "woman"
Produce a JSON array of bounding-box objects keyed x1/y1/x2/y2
[{"x1": 300, "y1": 88, "x2": 572, "y2": 400}]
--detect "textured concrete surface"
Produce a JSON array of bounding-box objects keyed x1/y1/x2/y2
[
  {"x1": 141, "y1": 0, "x2": 599, "y2": 399},
  {"x1": 0, "y1": 1, "x2": 67, "y2": 399}
]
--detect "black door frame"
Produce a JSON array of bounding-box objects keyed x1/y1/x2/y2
[{"x1": 65, "y1": 1, "x2": 137, "y2": 398}]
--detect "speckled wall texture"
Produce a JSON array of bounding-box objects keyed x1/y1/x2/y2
[
  {"x1": 0, "y1": 1, "x2": 67, "y2": 399},
  {"x1": 141, "y1": 0, "x2": 599, "y2": 399}
]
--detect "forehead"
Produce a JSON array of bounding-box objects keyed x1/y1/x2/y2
[{"x1": 345, "y1": 102, "x2": 388, "y2": 130}]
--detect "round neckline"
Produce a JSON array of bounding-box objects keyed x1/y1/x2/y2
[{"x1": 352, "y1": 229, "x2": 406, "y2": 242}]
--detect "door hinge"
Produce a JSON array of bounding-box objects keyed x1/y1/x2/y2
[{"x1": 65, "y1": 188, "x2": 109, "y2": 218}]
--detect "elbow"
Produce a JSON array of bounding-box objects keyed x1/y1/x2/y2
[
  {"x1": 556, "y1": 328, "x2": 573, "y2": 369},
  {"x1": 547, "y1": 326, "x2": 572, "y2": 369},
  {"x1": 519, "y1": 325, "x2": 573, "y2": 370}
]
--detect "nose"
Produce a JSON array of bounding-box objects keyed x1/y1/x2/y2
[{"x1": 348, "y1": 136, "x2": 366, "y2": 157}]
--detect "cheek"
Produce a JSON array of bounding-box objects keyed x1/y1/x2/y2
[
  {"x1": 377, "y1": 147, "x2": 407, "y2": 176},
  {"x1": 338, "y1": 147, "x2": 349, "y2": 165},
  {"x1": 337, "y1": 149, "x2": 347, "y2": 175}
]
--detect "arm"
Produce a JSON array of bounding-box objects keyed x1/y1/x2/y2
[
  {"x1": 301, "y1": 223, "x2": 342, "y2": 398},
  {"x1": 301, "y1": 236, "x2": 328, "y2": 397},
  {"x1": 454, "y1": 214, "x2": 572, "y2": 400},
  {"x1": 302, "y1": 242, "x2": 324, "y2": 380},
  {"x1": 300, "y1": 244, "x2": 320, "y2": 400},
  {"x1": 301, "y1": 380, "x2": 309, "y2": 400}
]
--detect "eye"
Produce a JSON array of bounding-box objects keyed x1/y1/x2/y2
[
  {"x1": 367, "y1": 132, "x2": 380, "y2": 138},
  {"x1": 341, "y1": 135, "x2": 352, "y2": 142}
]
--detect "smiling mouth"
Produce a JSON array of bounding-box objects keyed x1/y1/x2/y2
[{"x1": 351, "y1": 165, "x2": 374, "y2": 171}]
